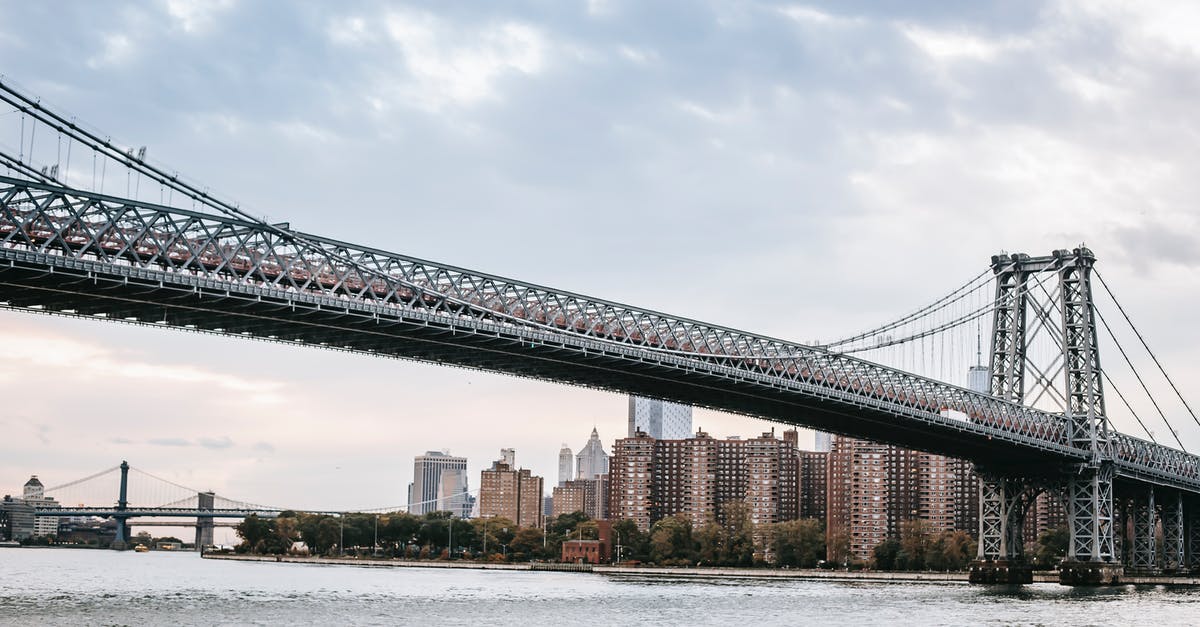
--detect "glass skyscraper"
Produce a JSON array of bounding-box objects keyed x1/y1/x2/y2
[{"x1": 627, "y1": 395, "x2": 693, "y2": 439}]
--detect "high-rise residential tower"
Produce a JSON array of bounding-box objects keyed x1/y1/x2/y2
[
  {"x1": 575, "y1": 427, "x2": 610, "y2": 479},
  {"x1": 408, "y1": 451, "x2": 468, "y2": 516},
  {"x1": 479, "y1": 458, "x2": 544, "y2": 528},
  {"x1": 627, "y1": 396, "x2": 692, "y2": 440}
]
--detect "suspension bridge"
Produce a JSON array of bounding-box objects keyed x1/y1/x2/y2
[
  {"x1": 32, "y1": 461, "x2": 283, "y2": 550},
  {"x1": 2, "y1": 77, "x2": 1200, "y2": 584}
]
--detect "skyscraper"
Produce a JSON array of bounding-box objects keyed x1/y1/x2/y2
[
  {"x1": 576, "y1": 427, "x2": 610, "y2": 479},
  {"x1": 627, "y1": 396, "x2": 692, "y2": 439},
  {"x1": 437, "y1": 468, "x2": 472, "y2": 519},
  {"x1": 558, "y1": 444, "x2": 574, "y2": 487},
  {"x1": 409, "y1": 451, "x2": 468, "y2": 516},
  {"x1": 813, "y1": 431, "x2": 832, "y2": 453}
]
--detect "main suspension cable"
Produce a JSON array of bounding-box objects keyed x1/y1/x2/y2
[{"x1": 1095, "y1": 269, "x2": 1200, "y2": 431}]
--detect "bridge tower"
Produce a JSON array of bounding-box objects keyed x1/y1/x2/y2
[
  {"x1": 195, "y1": 491, "x2": 215, "y2": 551},
  {"x1": 970, "y1": 248, "x2": 1121, "y2": 585},
  {"x1": 110, "y1": 461, "x2": 131, "y2": 551}
]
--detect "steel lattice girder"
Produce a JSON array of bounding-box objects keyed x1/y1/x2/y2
[
  {"x1": 1066, "y1": 463, "x2": 1116, "y2": 563},
  {"x1": 1188, "y1": 498, "x2": 1200, "y2": 571},
  {"x1": 1129, "y1": 487, "x2": 1156, "y2": 570},
  {"x1": 976, "y1": 473, "x2": 1039, "y2": 561},
  {"x1": 1057, "y1": 252, "x2": 1110, "y2": 458},
  {"x1": 988, "y1": 255, "x2": 1029, "y2": 403},
  {"x1": 1161, "y1": 490, "x2": 1185, "y2": 571},
  {"x1": 2, "y1": 176, "x2": 1200, "y2": 493}
]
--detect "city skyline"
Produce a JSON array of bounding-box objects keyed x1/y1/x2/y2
[{"x1": 4, "y1": 0, "x2": 1200, "y2": 516}]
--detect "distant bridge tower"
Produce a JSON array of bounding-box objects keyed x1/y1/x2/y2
[
  {"x1": 971, "y1": 248, "x2": 1119, "y2": 584},
  {"x1": 195, "y1": 491, "x2": 215, "y2": 550},
  {"x1": 110, "y1": 461, "x2": 131, "y2": 551}
]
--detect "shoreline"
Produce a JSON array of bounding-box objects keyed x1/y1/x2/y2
[
  {"x1": 201, "y1": 554, "x2": 1200, "y2": 585},
  {"x1": 199, "y1": 553, "x2": 998, "y2": 583}
]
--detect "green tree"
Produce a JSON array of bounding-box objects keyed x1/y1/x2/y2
[
  {"x1": 509, "y1": 527, "x2": 545, "y2": 561},
  {"x1": 380, "y1": 512, "x2": 421, "y2": 554},
  {"x1": 611, "y1": 519, "x2": 649, "y2": 563},
  {"x1": 470, "y1": 516, "x2": 516, "y2": 557},
  {"x1": 826, "y1": 524, "x2": 852, "y2": 567},
  {"x1": 928, "y1": 530, "x2": 974, "y2": 571},
  {"x1": 695, "y1": 521, "x2": 723, "y2": 566},
  {"x1": 772, "y1": 518, "x2": 825, "y2": 568},
  {"x1": 897, "y1": 519, "x2": 933, "y2": 570},
  {"x1": 873, "y1": 538, "x2": 901, "y2": 570},
  {"x1": 235, "y1": 514, "x2": 272, "y2": 552},
  {"x1": 717, "y1": 501, "x2": 755, "y2": 567},
  {"x1": 1032, "y1": 525, "x2": 1069, "y2": 569},
  {"x1": 649, "y1": 515, "x2": 695, "y2": 565}
]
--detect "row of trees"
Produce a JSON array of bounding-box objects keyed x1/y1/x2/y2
[
  {"x1": 233, "y1": 503, "x2": 824, "y2": 567},
  {"x1": 235, "y1": 509, "x2": 603, "y2": 561},
  {"x1": 865, "y1": 521, "x2": 1069, "y2": 572},
  {"x1": 611, "y1": 504, "x2": 826, "y2": 567},
  {"x1": 870, "y1": 521, "x2": 975, "y2": 571},
  {"x1": 234, "y1": 506, "x2": 1069, "y2": 570}
]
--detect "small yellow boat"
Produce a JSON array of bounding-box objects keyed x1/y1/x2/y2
[{"x1": 134, "y1": 545, "x2": 150, "y2": 553}]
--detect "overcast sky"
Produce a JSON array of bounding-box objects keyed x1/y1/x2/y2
[{"x1": 3, "y1": 0, "x2": 1200, "y2": 521}]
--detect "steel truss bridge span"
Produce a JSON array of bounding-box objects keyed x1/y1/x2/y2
[{"x1": 1, "y1": 176, "x2": 1196, "y2": 493}]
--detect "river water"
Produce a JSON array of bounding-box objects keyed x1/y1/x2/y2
[{"x1": 1, "y1": 549, "x2": 1197, "y2": 626}]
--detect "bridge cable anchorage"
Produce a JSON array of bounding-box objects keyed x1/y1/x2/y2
[
  {"x1": 1094, "y1": 305, "x2": 1186, "y2": 451},
  {"x1": 822, "y1": 269, "x2": 991, "y2": 349},
  {"x1": 1095, "y1": 269, "x2": 1200, "y2": 431}
]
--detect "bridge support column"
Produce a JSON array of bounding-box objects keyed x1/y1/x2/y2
[
  {"x1": 1059, "y1": 464, "x2": 1121, "y2": 585},
  {"x1": 195, "y1": 491, "x2": 215, "y2": 551},
  {"x1": 1188, "y1": 498, "x2": 1200, "y2": 574},
  {"x1": 110, "y1": 461, "x2": 130, "y2": 551},
  {"x1": 1127, "y1": 487, "x2": 1157, "y2": 575},
  {"x1": 1162, "y1": 491, "x2": 1184, "y2": 573},
  {"x1": 969, "y1": 474, "x2": 1033, "y2": 584}
]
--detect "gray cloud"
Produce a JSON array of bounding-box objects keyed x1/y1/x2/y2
[
  {"x1": 198, "y1": 436, "x2": 235, "y2": 450},
  {"x1": 1113, "y1": 221, "x2": 1200, "y2": 270}
]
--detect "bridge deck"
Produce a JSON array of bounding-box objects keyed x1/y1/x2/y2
[{"x1": 2, "y1": 176, "x2": 1196, "y2": 492}]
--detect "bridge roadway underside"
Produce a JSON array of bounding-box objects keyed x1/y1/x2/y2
[{"x1": 0, "y1": 255, "x2": 1081, "y2": 473}]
